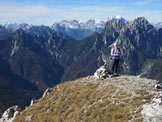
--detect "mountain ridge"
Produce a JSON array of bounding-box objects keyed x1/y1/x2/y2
[
  {"x1": 2, "y1": 16, "x2": 161, "y2": 40},
  {"x1": 12, "y1": 74, "x2": 162, "y2": 122},
  {"x1": 0, "y1": 16, "x2": 162, "y2": 118}
]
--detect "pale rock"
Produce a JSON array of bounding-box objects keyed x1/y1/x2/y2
[
  {"x1": 42, "y1": 88, "x2": 52, "y2": 97},
  {"x1": 155, "y1": 84, "x2": 162, "y2": 89},
  {"x1": 0, "y1": 106, "x2": 22, "y2": 122},
  {"x1": 30, "y1": 98, "x2": 36, "y2": 106},
  {"x1": 141, "y1": 93, "x2": 162, "y2": 122},
  {"x1": 94, "y1": 65, "x2": 110, "y2": 79},
  {"x1": 25, "y1": 115, "x2": 32, "y2": 121}
]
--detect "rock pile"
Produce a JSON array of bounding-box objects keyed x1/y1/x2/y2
[{"x1": 94, "y1": 64, "x2": 112, "y2": 79}]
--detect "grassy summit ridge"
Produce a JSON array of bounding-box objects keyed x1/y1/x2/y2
[{"x1": 14, "y1": 75, "x2": 161, "y2": 122}]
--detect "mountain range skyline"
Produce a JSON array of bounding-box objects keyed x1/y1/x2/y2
[
  {"x1": 1, "y1": 16, "x2": 162, "y2": 40},
  {"x1": 1, "y1": 16, "x2": 162, "y2": 26},
  {"x1": 0, "y1": 0, "x2": 162, "y2": 25},
  {"x1": 1, "y1": 15, "x2": 162, "y2": 27}
]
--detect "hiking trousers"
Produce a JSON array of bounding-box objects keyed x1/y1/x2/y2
[{"x1": 111, "y1": 59, "x2": 120, "y2": 73}]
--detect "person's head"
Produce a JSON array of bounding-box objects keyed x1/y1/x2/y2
[{"x1": 114, "y1": 42, "x2": 118, "y2": 48}]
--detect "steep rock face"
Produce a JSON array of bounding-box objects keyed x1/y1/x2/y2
[
  {"x1": 119, "y1": 17, "x2": 159, "y2": 55},
  {"x1": 117, "y1": 17, "x2": 160, "y2": 75},
  {"x1": 139, "y1": 59, "x2": 162, "y2": 82},
  {"x1": 60, "y1": 17, "x2": 162, "y2": 83},
  {"x1": 158, "y1": 28, "x2": 162, "y2": 56},
  {"x1": 61, "y1": 19, "x2": 126, "y2": 81},
  {"x1": 0, "y1": 57, "x2": 40, "y2": 117},
  {"x1": 0, "y1": 31, "x2": 64, "y2": 91},
  {"x1": 101, "y1": 19, "x2": 126, "y2": 45},
  {"x1": 0, "y1": 30, "x2": 64, "y2": 115},
  {"x1": 61, "y1": 32, "x2": 104, "y2": 81},
  {"x1": 2, "y1": 17, "x2": 160, "y2": 82},
  {"x1": 64, "y1": 17, "x2": 161, "y2": 79},
  {"x1": 13, "y1": 75, "x2": 162, "y2": 122},
  {"x1": 28, "y1": 25, "x2": 54, "y2": 38}
]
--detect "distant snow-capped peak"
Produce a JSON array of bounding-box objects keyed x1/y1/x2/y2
[
  {"x1": 106, "y1": 15, "x2": 128, "y2": 24},
  {"x1": 153, "y1": 22, "x2": 162, "y2": 30},
  {"x1": 4, "y1": 23, "x2": 19, "y2": 29},
  {"x1": 18, "y1": 24, "x2": 31, "y2": 30},
  {"x1": 4, "y1": 23, "x2": 31, "y2": 31},
  {"x1": 108, "y1": 15, "x2": 122, "y2": 20},
  {"x1": 52, "y1": 19, "x2": 105, "y2": 30},
  {"x1": 53, "y1": 20, "x2": 80, "y2": 29}
]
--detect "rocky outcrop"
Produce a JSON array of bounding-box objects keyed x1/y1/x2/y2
[
  {"x1": 0, "y1": 106, "x2": 22, "y2": 122},
  {"x1": 30, "y1": 98, "x2": 36, "y2": 106},
  {"x1": 28, "y1": 88, "x2": 53, "y2": 107},
  {"x1": 94, "y1": 66, "x2": 162, "y2": 122},
  {"x1": 13, "y1": 73, "x2": 162, "y2": 122},
  {"x1": 141, "y1": 92, "x2": 162, "y2": 122},
  {"x1": 42, "y1": 88, "x2": 53, "y2": 98},
  {"x1": 94, "y1": 65, "x2": 108, "y2": 79}
]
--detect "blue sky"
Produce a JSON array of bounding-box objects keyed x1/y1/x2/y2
[{"x1": 0, "y1": 0, "x2": 162, "y2": 25}]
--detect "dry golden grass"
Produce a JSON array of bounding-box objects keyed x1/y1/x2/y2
[{"x1": 14, "y1": 78, "x2": 153, "y2": 122}]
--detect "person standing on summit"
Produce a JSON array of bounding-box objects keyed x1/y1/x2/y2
[{"x1": 111, "y1": 42, "x2": 120, "y2": 75}]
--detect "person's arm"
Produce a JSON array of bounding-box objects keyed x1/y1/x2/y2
[{"x1": 117, "y1": 48, "x2": 120, "y2": 56}]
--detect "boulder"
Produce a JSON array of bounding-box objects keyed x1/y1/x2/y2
[{"x1": 0, "y1": 105, "x2": 22, "y2": 122}]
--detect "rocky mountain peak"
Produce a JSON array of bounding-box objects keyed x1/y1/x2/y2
[
  {"x1": 12, "y1": 69, "x2": 162, "y2": 122},
  {"x1": 104, "y1": 19, "x2": 126, "y2": 31},
  {"x1": 134, "y1": 16, "x2": 147, "y2": 22},
  {"x1": 128, "y1": 17, "x2": 154, "y2": 30},
  {"x1": 101, "y1": 18, "x2": 126, "y2": 46},
  {"x1": 119, "y1": 17, "x2": 159, "y2": 55}
]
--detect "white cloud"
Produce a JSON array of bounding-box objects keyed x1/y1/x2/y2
[
  {"x1": 0, "y1": 3, "x2": 161, "y2": 25},
  {"x1": 0, "y1": 5, "x2": 63, "y2": 25},
  {"x1": 0, "y1": 4, "x2": 126, "y2": 25}
]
